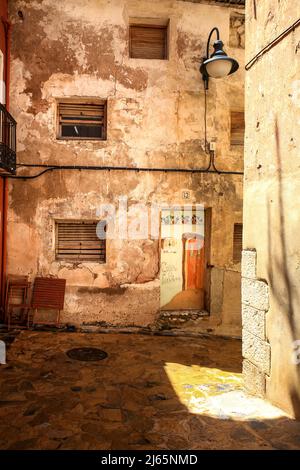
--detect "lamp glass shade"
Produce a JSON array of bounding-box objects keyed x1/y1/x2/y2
[{"x1": 205, "y1": 58, "x2": 232, "y2": 78}]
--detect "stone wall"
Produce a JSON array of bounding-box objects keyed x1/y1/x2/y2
[
  {"x1": 242, "y1": 250, "x2": 270, "y2": 396},
  {"x1": 243, "y1": 0, "x2": 300, "y2": 416},
  {"x1": 7, "y1": 0, "x2": 245, "y2": 330},
  {"x1": 229, "y1": 12, "x2": 245, "y2": 49}
]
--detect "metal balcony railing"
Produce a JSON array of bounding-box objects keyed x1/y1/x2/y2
[{"x1": 0, "y1": 103, "x2": 16, "y2": 175}]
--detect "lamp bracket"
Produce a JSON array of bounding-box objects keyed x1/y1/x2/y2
[{"x1": 200, "y1": 27, "x2": 220, "y2": 90}]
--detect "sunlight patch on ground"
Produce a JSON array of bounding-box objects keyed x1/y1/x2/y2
[{"x1": 164, "y1": 362, "x2": 287, "y2": 421}]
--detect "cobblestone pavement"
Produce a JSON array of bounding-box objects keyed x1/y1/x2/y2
[{"x1": 0, "y1": 331, "x2": 300, "y2": 450}]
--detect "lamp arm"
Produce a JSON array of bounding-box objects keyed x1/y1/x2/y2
[{"x1": 206, "y1": 27, "x2": 220, "y2": 58}]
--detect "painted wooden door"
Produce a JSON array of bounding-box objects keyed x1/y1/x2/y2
[
  {"x1": 160, "y1": 207, "x2": 206, "y2": 311},
  {"x1": 184, "y1": 237, "x2": 205, "y2": 290}
]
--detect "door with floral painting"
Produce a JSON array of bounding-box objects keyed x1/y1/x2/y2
[{"x1": 160, "y1": 207, "x2": 210, "y2": 311}]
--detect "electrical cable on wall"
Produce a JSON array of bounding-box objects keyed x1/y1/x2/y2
[
  {"x1": 202, "y1": 83, "x2": 243, "y2": 175},
  {"x1": 6, "y1": 161, "x2": 243, "y2": 180},
  {"x1": 204, "y1": 86, "x2": 209, "y2": 155},
  {"x1": 6, "y1": 21, "x2": 245, "y2": 182},
  {"x1": 245, "y1": 17, "x2": 300, "y2": 71},
  {"x1": 6, "y1": 93, "x2": 244, "y2": 180},
  {"x1": 8, "y1": 75, "x2": 245, "y2": 181},
  {"x1": 3, "y1": 20, "x2": 245, "y2": 180}
]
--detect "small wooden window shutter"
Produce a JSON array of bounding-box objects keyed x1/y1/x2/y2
[
  {"x1": 230, "y1": 111, "x2": 245, "y2": 146},
  {"x1": 56, "y1": 221, "x2": 106, "y2": 262},
  {"x1": 233, "y1": 223, "x2": 243, "y2": 263},
  {"x1": 58, "y1": 101, "x2": 106, "y2": 139},
  {"x1": 129, "y1": 24, "x2": 168, "y2": 60}
]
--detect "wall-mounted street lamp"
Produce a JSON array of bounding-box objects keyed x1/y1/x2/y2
[{"x1": 200, "y1": 27, "x2": 239, "y2": 90}]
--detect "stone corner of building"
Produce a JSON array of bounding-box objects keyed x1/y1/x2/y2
[
  {"x1": 241, "y1": 248, "x2": 257, "y2": 279},
  {"x1": 243, "y1": 358, "x2": 266, "y2": 398}
]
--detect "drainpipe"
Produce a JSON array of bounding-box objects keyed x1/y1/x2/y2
[{"x1": 0, "y1": 14, "x2": 11, "y2": 314}]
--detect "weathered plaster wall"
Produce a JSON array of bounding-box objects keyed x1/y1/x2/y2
[
  {"x1": 243, "y1": 0, "x2": 300, "y2": 416},
  {"x1": 7, "y1": 0, "x2": 244, "y2": 329}
]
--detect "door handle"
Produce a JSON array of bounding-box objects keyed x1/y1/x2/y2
[{"x1": 206, "y1": 263, "x2": 214, "y2": 269}]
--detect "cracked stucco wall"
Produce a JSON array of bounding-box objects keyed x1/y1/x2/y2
[
  {"x1": 7, "y1": 0, "x2": 244, "y2": 328},
  {"x1": 244, "y1": 0, "x2": 300, "y2": 417}
]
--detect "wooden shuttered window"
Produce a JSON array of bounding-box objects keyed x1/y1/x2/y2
[
  {"x1": 233, "y1": 223, "x2": 243, "y2": 263},
  {"x1": 230, "y1": 111, "x2": 245, "y2": 146},
  {"x1": 56, "y1": 221, "x2": 106, "y2": 262},
  {"x1": 58, "y1": 101, "x2": 107, "y2": 140},
  {"x1": 129, "y1": 24, "x2": 168, "y2": 60}
]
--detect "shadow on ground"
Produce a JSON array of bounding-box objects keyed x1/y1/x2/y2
[{"x1": 0, "y1": 331, "x2": 300, "y2": 450}]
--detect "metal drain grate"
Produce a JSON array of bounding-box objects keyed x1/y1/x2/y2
[{"x1": 66, "y1": 347, "x2": 108, "y2": 362}]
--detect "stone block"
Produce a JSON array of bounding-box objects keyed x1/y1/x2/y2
[
  {"x1": 243, "y1": 359, "x2": 266, "y2": 397},
  {"x1": 242, "y1": 304, "x2": 266, "y2": 340},
  {"x1": 242, "y1": 329, "x2": 271, "y2": 375},
  {"x1": 242, "y1": 277, "x2": 269, "y2": 311},
  {"x1": 242, "y1": 249, "x2": 257, "y2": 279}
]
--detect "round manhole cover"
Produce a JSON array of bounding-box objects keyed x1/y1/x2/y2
[{"x1": 66, "y1": 347, "x2": 108, "y2": 362}]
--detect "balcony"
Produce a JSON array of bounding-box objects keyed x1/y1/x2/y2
[{"x1": 0, "y1": 103, "x2": 16, "y2": 175}]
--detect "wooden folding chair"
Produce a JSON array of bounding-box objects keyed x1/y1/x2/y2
[
  {"x1": 28, "y1": 277, "x2": 66, "y2": 328},
  {"x1": 5, "y1": 275, "x2": 31, "y2": 330}
]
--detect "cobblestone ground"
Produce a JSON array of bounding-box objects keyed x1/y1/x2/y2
[{"x1": 0, "y1": 331, "x2": 300, "y2": 450}]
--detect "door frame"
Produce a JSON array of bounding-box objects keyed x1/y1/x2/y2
[{"x1": 159, "y1": 205, "x2": 212, "y2": 313}]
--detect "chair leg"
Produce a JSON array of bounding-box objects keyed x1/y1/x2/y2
[
  {"x1": 27, "y1": 308, "x2": 31, "y2": 329},
  {"x1": 33, "y1": 308, "x2": 38, "y2": 327},
  {"x1": 57, "y1": 310, "x2": 61, "y2": 328},
  {"x1": 7, "y1": 308, "x2": 11, "y2": 331},
  {"x1": 4, "y1": 286, "x2": 10, "y2": 327},
  {"x1": 4, "y1": 284, "x2": 9, "y2": 318},
  {"x1": 4, "y1": 307, "x2": 7, "y2": 328}
]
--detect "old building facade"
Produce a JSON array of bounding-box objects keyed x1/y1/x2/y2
[
  {"x1": 7, "y1": 0, "x2": 245, "y2": 331},
  {"x1": 242, "y1": 0, "x2": 300, "y2": 418},
  {"x1": 0, "y1": 0, "x2": 15, "y2": 308}
]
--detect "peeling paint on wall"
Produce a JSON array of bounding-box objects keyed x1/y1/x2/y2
[{"x1": 7, "y1": 0, "x2": 245, "y2": 329}]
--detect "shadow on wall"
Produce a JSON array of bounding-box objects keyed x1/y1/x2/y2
[{"x1": 266, "y1": 118, "x2": 300, "y2": 418}]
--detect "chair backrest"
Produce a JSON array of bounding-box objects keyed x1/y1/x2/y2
[
  {"x1": 7, "y1": 274, "x2": 29, "y2": 283},
  {"x1": 32, "y1": 277, "x2": 66, "y2": 310},
  {"x1": 6, "y1": 275, "x2": 30, "y2": 307}
]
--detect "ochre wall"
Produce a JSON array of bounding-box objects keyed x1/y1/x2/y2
[
  {"x1": 0, "y1": 0, "x2": 8, "y2": 52},
  {"x1": 243, "y1": 0, "x2": 300, "y2": 417},
  {"x1": 0, "y1": 0, "x2": 8, "y2": 306},
  {"x1": 7, "y1": 0, "x2": 244, "y2": 329}
]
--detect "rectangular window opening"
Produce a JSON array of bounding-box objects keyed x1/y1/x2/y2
[
  {"x1": 55, "y1": 221, "x2": 106, "y2": 263},
  {"x1": 129, "y1": 23, "x2": 168, "y2": 60},
  {"x1": 233, "y1": 223, "x2": 243, "y2": 263},
  {"x1": 57, "y1": 101, "x2": 107, "y2": 140}
]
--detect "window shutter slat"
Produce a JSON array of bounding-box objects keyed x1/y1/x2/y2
[
  {"x1": 57, "y1": 101, "x2": 107, "y2": 140},
  {"x1": 56, "y1": 221, "x2": 106, "y2": 262},
  {"x1": 129, "y1": 25, "x2": 168, "y2": 60},
  {"x1": 230, "y1": 111, "x2": 245, "y2": 146},
  {"x1": 233, "y1": 223, "x2": 243, "y2": 263}
]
